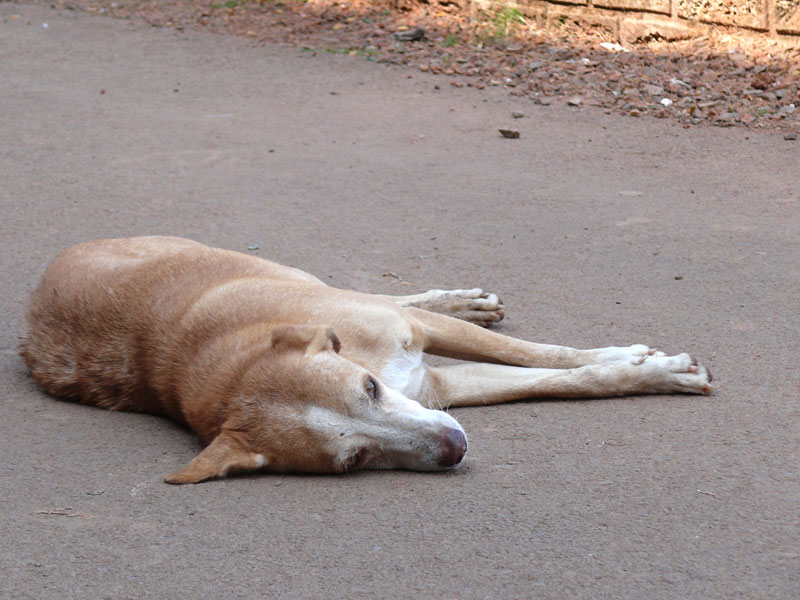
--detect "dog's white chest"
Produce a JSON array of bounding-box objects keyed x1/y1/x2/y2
[{"x1": 380, "y1": 347, "x2": 425, "y2": 398}]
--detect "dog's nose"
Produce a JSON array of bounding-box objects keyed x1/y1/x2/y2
[{"x1": 439, "y1": 427, "x2": 467, "y2": 467}]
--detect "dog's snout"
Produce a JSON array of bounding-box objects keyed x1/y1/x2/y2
[{"x1": 439, "y1": 427, "x2": 467, "y2": 467}]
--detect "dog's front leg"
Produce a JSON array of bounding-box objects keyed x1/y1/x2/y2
[
  {"x1": 387, "y1": 288, "x2": 504, "y2": 327},
  {"x1": 419, "y1": 354, "x2": 712, "y2": 408},
  {"x1": 407, "y1": 307, "x2": 657, "y2": 369}
]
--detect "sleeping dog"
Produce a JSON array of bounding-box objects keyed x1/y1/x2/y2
[{"x1": 21, "y1": 237, "x2": 711, "y2": 483}]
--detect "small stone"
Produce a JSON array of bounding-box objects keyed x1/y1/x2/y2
[
  {"x1": 498, "y1": 129, "x2": 520, "y2": 139},
  {"x1": 527, "y1": 61, "x2": 544, "y2": 71},
  {"x1": 512, "y1": 110, "x2": 524, "y2": 118},
  {"x1": 394, "y1": 27, "x2": 424, "y2": 42},
  {"x1": 567, "y1": 97, "x2": 582, "y2": 107},
  {"x1": 629, "y1": 109, "x2": 641, "y2": 117},
  {"x1": 728, "y1": 52, "x2": 754, "y2": 70},
  {"x1": 644, "y1": 83, "x2": 664, "y2": 96},
  {"x1": 674, "y1": 275, "x2": 683, "y2": 280},
  {"x1": 784, "y1": 132, "x2": 798, "y2": 140},
  {"x1": 751, "y1": 72, "x2": 775, "y2": 90}
]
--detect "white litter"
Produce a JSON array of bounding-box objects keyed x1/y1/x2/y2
[
  {"x1": 600, "y1": 42, "x2": 629, "y2": 53},
  {"x1": 670, "y1": 77, "x2": 692, "y2": 88}
]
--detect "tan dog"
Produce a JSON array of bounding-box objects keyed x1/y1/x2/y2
[{"x1": 21, "y1": 237, "x2": 712, "y2": 483}]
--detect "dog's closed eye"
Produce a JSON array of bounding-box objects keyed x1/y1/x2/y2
[{"x1": 365, "y1": 376, "x2": 379, "y2": 402}]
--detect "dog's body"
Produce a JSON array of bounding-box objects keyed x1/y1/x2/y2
[{"x1": 21, "y1": 237, "x2": 711, "y2": 483}]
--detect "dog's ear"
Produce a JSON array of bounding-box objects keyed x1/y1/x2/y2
[
  {"x1": 270, "y1": 324, "x2": 341, "y2": 354},
  {"x1": 164, "y1": 431, "x2": 266, "y2": 485}
]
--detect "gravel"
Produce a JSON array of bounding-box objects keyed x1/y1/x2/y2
[{"x1": 37, "y1": 0, "x2": 800, "y2": 132}]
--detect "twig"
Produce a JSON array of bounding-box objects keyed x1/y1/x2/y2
[{"x1": 36, "y1": 507, "x2": 89, "y2": 517}]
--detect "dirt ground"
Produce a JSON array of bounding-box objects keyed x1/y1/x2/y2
[
  {"x1": 1, "y1": 2, "x2": 798, "y2": 598},
  {"x1": 36, "y1": 0, "x2": 800, "y2": 131}
]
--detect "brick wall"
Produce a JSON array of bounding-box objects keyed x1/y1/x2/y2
[{"x1": 473, "y1": 0, "x2": 800, "y2": 43}]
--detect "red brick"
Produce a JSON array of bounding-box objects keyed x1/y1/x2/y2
[
  {"x1": 777, "y1": 0, "x2": 800, "y2": 34},
  {"x1": 594, "y1": 0, "x2": 670, "y2": 15},
  {"x1": 677, "y1": 0, "x2": 767, "y2": 30},
  {"x1": 619, "y1": 16, "x2": 692, "y2": 43}
]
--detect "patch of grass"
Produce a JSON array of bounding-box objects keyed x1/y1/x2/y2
[
  {"x1": 211, "y1": 0, "x2": 245, "y2": 9},
  {"x1": 492, "y1": 6, "x2": 526, "y2": 37},
  {"x1": 442, "y1": 33, "x2": 459, "y2": 47},
  {"x1": 476, "y1": 5, "x2": 528, "y2": 45},
  {"x1": 496, "y1": 6, "x2": 526, "y2": 27}
]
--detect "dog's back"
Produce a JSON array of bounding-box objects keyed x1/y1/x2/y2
[{"x1": 20, "y1": 236, "x2": 323, "y2": 418}]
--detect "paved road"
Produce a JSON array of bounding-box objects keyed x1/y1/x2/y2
[{"x1": 1, "y1": 3, "x2": 798, "y2": 598}]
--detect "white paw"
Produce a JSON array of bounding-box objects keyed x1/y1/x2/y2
[
  {"x1": 443, "y1": 288, "x2": 505, "y2": 327},
  {"x1": 637, "y1": 353, "x2": 713, "y2": 395}
]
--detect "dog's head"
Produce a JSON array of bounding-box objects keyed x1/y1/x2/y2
[{"x1": 165, "y1": 324, "x2": 466, "y2": 484}]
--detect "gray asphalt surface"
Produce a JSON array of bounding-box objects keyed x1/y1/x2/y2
[{"x1": 1, "y1": 3, "x2": 798, "y2": 598}]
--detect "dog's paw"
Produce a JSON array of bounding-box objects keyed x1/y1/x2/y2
[
  {"x1": 636, "y1": 353, "x2": 713, "y2": 395},
  {"x1": 445, "y1": 288, "x2": 505, "y2": 327},
  {"x1": 405, "y1": 288, "x2": 504, "y2": 327},
  {"x1": 396, "y1": 288, "x2": 504, "y2": 326}
]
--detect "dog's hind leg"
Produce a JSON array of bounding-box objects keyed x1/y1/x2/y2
[
  {"x1": 385, "y1": 288, "x2": 504, "y2": 327},
  {"x1": 418, "y1": 354, "x2": 712, "y2": 408}
]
